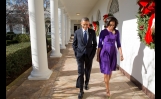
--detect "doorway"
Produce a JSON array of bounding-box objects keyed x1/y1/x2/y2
[
  {"x1": 74, "y1": 24, "x2": 81, "y2": 33},
  {"x1": 74, "y1": 26, "x2": 77, "y2": 32}
]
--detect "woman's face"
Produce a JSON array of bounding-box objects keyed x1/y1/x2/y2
[{"x1": 107, "y1": 21, "x2": 115, "y2": 30}]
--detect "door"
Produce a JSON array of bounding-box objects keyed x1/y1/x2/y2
[{"x1": 74, "y1": 26, "x2": 77, "y2": 33}]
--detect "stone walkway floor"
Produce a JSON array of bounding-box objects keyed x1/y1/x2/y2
[{"x1": 6, "y1": 37, "x2": 150, "y2": 99}]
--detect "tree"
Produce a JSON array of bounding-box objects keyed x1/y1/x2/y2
[
  {"x1": 6, "y1": 0, "x2": 50, "y2": 34},
  {"x1": 6, "y1": 0, "x2": 29, "y2": 33}
]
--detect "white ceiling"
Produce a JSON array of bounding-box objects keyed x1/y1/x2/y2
[{"x1": 59, "y1": 0, "x2": 99, "y2": 20}]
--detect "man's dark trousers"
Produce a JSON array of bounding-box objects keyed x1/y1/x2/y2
[
  {"x1": 76, "y1": 53, "x2": 93, "y2": 91},
  {"x1": 73, "y1": 28, "x2": 97, "y2": 92}
]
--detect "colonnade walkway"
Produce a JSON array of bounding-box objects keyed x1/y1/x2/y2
[{"x1": 6, "y1": 36, "x2": 149, "y2": 99}]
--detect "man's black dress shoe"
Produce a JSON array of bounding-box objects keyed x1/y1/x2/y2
[
  {"x1": 78, "y1": 91, "x2": 84, "y2": 99},
  {"x1": 84, "y1": 85, "x2": 89, "y2": 90}
]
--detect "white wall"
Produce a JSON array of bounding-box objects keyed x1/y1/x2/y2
[
  {"x1": 118, "y1": 0, "x2": 155, "y2": 94},
  {"x1": 87, "y1": 0, "x2": 155, "y2": 94},
  {"x1": 87, "y1": 0, "x2": 110, "y2": 47}
]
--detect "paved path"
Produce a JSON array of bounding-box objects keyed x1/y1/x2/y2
[{"x1": 6, "y1": 37, "x2": 149, "y2": 99}]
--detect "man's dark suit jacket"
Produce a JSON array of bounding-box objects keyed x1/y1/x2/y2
[{"x1": 73, "y1": 28, "x2": 97, "y2": 59}]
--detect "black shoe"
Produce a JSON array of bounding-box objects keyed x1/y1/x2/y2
[
  {"x1": 84, "y1": 85, "x2": 89, "y2": 90},
  {"x1": 78, "y1": 91, "x2": 84, "y2": 99},
  {"x1": 76, "y1": 85, "x2": 79, "y2": 88}
]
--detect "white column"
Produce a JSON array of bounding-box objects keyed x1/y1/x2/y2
[
  {"x1": 50, "y1": 0, "x2": 62, "y2": 57},
  {"x1": 60, "y1": 8, "x2": 66, "y2": 49},
  {"x1": 68, "y1": 18, "x2": 71, "y2": 41},
  {"x1": 58, "y1": 8, "x2": 62, "y2": 46},
  {"x1": 64, "y1": 13, "x2": 66, "y2": 45},
  {"x1": 69, "y1": 19, "x2": 71, "y2": 38},
  {"x1": 65, "y1": 13, "x2": 68, "y2": 45},
  {"x1": 28, "y1": 0, "x2": 52, "y2": 80},
  {"x1": 22, "y1": 25, "x2": 25, "y2": 34},
  {"x1": 67, "y1": 16, "x2": 70, "y2": 43},
  {"x1": 21, "y1": 17, "x2": 25, "y2": 34},
  {"x1": 67, "y1": 17, "x2": 69, "y2": 42},
  {"x1": 63, "y1": 11, "x2": 67, "y2": 46}
]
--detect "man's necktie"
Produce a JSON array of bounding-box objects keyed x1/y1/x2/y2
[{"x1": 84, "y1": 30, "x2": 87, "y2": 44}]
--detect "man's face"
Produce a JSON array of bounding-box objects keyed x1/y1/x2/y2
[{"x1": 81, "y1": 21, "x2": 89, "y2": 30}]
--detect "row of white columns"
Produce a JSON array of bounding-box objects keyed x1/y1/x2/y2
[
  {"x1": 28, "y1": 0, "x2": 71, "y2": 80},
  {"x1": 50, "y1": 0, "x2": 62, "y2": 57},
  {"x1": 60, "y1": 7, "x2": 66, "y2": 49}
]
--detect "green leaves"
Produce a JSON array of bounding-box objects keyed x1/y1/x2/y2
[
  {"x1": 13, "y1": 34, "x2": 30, "y2": 43},
  {"x1": 136, "y1": 7, "x2": 155, "y2": 49},
  {"x1": 6, "y1": 42, "x2": 31, "y2": 77}
]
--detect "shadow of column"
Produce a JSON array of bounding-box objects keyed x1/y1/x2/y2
[{"x1": 131, "y1": 42, "x2": 146, "y2": 89}]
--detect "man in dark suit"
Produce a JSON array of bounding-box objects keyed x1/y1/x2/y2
[{"x1": 72, "y1": 17, "x2": 97, "y2": 99}]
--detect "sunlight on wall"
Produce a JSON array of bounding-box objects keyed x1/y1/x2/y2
[
  {"x1": 87, "y1": 0, "x2": 155, "y2": 94},
  {"x1": 142, "y1": 46, "x2": 155, "y2": 94},
  {"x1": 121, "y1": 18, "x2": 155, "y2": 94},
  {"x1": 120, "y1": 18, "x2": 140, "y2": 74}
]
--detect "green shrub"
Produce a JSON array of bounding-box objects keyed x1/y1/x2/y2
[
  {"x1": 6, "y1": 34, "x2": 17, "y2": 40},
  {"x1": 46, "y1": 35, "x2": 51, "y2": 38},
  {"x1": 47, "y1": 38, "x2": 51, "y2": 52},
  {"x1": 47, "y1": 38, "x2": 51, "y2": 45},
  {"x1": 6, "y1": 40, "x2": 18, "y2": 46},
  {"x1": 6, "y1": 42, "x2": 31, "y2": 78},
  {"x1": 13, "y1": 34, "x2": 30, "y2": 43},
  {"x1": 7, "y1": 32, "x2": 15, "y2": 34}
]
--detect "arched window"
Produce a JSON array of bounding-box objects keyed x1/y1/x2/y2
[
  {"x1": 97, "y1": 10, "x2": 101, "y2": 21},
  {"x1": 109, "y1": 0, "x2": 119, "y2": 14}
]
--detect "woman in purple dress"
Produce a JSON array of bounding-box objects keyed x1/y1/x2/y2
[{"x1": 96, "y1": 16, "x2": 124, "y2": 98}]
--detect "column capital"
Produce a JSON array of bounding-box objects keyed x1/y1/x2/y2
[
  {"x1": 60, "y1": 6, "x2": 65, "y2": 9},
  {"x1": 66, "y1": 15, "x2": 70, "y2": 19},
  {"x1": 59, "y1": 7, "x2": 65, "y2": 13},
  {"x1": 58, "y1": 0, "x2": 64, "y2": 8},
  {"x1": 65, "y1": 13, "x2": 69, "y2": 17},
  {"x1": 64, "y1": 10, "x2": 68, "y2": 14}
]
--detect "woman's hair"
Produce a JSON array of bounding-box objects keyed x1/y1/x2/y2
[
  {"x1": 89, "y1": 24, "x2": 93, "y2": 27},
  {"x1": 104, "y1": 16, "x2": 118, "y2": 29}
]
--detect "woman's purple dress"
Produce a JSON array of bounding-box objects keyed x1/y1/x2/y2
[{"x1": 98, "y1": 29, "x2": 121, "y2": 74}]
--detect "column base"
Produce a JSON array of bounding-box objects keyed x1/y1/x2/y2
[
  {"x1": 50, "y1": 50, "x2": 62, "y2": 58},
  {"x1": 28, "y1": 69, "x2": 52, "y2": 80},
  {"x1": 60, "y1": 45, "x2": 66, "y2": 49}
]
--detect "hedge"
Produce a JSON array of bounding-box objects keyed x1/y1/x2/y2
[
  {"x1": 6, "y1": 42, "x2": 31, "y2": 78},
  {"x1": 6, "y1": 40, "x2": 18, "y2": 46},
  {"x1": 46, "y1": 35, "x2": 51, "y2": 38},
  {"x1": 6, "y1": 32, "x2": 14, "y2": 34},
  {"x1": 13, "y1": 34, "x2": 30, "y2": 43},
  {"x1": 6, "y1": 38, "x2": 51, "y2": 78},
  {"x1": 6, "y1": 34, "x2": 17, "y2": 40},
  {"x1": 47, "y1": 38, "x2": 51, "y2": 52}
]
